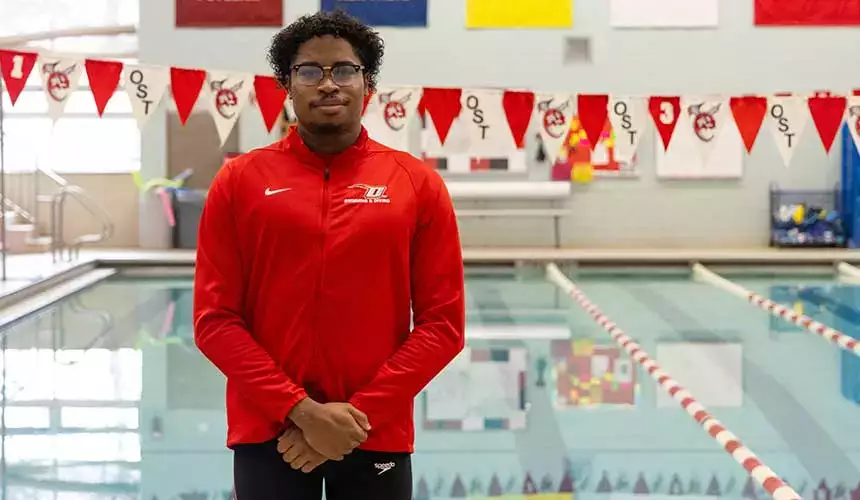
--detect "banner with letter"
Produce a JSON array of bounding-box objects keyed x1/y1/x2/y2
[
  {"x1": 321, "y1": 0, "x2": 428, "y2": 26},
  {"x1": 755, "y1": 0, "x2": 860, "y2": 25},
  {"x1": 175, "y1": 0, "x2": 283, "y2": 27},
  {"x1": 466, "y1": 0, "x2": 573, "y2": 28}
]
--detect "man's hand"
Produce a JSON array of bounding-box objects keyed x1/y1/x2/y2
[
  {"x1": 277, "y1": 427, "x2": 330, "y2": 473},
  {"x1": 288, "y1": 399, "x2": 372, "y2": 459}
]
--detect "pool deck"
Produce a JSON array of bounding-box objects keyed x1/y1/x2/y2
[{"x1": 2, "y1": 246, "x2": 860, "y2": 307}]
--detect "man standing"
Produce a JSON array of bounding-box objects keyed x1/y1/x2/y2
[{"x1": 193, "y1": 10, "x2": 466, "y2": 500}]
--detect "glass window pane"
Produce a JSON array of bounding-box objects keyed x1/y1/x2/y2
[
  {"x1": 61, "y1": 407, "x2": 139, "y2": 429},
  {"x1": 5, "y1": 433, "x2": 140, "y2": 463},
  {"x1": 0, "y1": 349, "x2": 56, "y2": 401},
  {"x1": 0, "y1": 406, "x2": 51, "y2": 428},
  {"x1": 41, "y1": 119, "x2": 141, "y2": 173},
  {"x1": 2, "y1": 118, "x2": 53, "y2": 174}
]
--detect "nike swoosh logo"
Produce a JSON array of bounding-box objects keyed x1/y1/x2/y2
[{"x1": 265, "y1": 188, "x2": 291, "y2": 196}]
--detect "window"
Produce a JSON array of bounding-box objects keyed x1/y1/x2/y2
[{"x1": 0, "y1": 0, "x2": 141, "y2": 173}]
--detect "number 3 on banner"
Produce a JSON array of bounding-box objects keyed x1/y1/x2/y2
[{"x1": 659, "y1": 100, "x2": 675, "y2": 125}]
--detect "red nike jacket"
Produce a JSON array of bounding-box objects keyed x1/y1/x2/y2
[{"x1": 193, "y1": 127, "x2": 466, "y2": 453}]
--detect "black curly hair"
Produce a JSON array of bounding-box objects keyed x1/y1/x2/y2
[{"x1": 267, "y1": 10, "x2": 385, "y2": 91}]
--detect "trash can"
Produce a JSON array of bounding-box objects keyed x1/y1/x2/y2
[{"x1": 172, "y1": 188, "x2": 207, "y2": 249}]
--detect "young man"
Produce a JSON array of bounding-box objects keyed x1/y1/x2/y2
[{"x1": 192, "y1": 10, "x2": 466, "y2": 500}]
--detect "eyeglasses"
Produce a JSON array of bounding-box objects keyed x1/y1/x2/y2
[{"x1": 291, "y1": 63, "x2": 364, "y2": 87}]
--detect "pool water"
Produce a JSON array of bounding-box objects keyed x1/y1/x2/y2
[{"x1": 0, "y1": 266, "x2": 858, "y2": 499}]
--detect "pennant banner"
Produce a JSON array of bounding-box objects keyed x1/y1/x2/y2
[
  {"x1": 807, "y1": 94, "x2": 847, "y2": 154},
  {"x1": 608, "y1": 96, "x2": 646, "y2": 163},
  {"x1": 535, "y1": 93, "x2": 574, "y2": 165},
  {"x1": 85, "y1": 58, "x2": 123, "y2": 116},
  {"x1": 649, "y1": 95, "x2": 681, "y2": 151},
  {"x1": 3, "y1": 47, "x2": 859, "y2": 183},
  {"x1": 459, "y1": 89, "x2": 514, "y2": 157},
  {"x1": 683, "y1": 96, "x2": 729, "y2": 165},
  {"x1": 501, "y1": 90, "x2": 535, "y2": 150},
  {"x1": 0, "y1": 49, "x2": 37, "y2": 105},
  {"x1": 206, "y1": 71, "x2": 253, "y2": 146},
  {"x1": 124, "y1": 64, "x2": 170, "y2": 130},
  {"x1": 729, "y1": 96, "x2": 768, "y2": 154},
  {"x1": 363, "y1": 85, "x2": 421, "y2": 151},
  {"x1": 39, "y1": 56, "x2": 83, "y2": 122},
  {"x1": 253, "y1": 75, "x2": 288, "y2": 134},
  {"x1": 767, "y1": 95, "x2": 808, "y2": 167}
]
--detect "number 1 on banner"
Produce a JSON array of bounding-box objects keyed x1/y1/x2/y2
[{"x1": 0, "y1": 50, "x2": 37, "y2": 106}]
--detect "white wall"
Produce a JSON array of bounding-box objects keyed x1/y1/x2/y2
[{"x1": 138, "y1": 1, "x2": 859, "y2": 248}]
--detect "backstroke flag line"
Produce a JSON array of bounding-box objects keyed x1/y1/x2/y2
[{"x1": 466, "y1": 0, "x2": 573, "y2": 28}]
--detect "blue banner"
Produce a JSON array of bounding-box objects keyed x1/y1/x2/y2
[{"x1": 321, "y1": 0, "x2": 428, "y2": 27}]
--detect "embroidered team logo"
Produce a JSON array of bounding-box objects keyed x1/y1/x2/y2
[
  {"x1": 538, "y1": 98, "x2": 570, "y2": 139},
  {"x1": 688, "y1": 102, "x2": 722, "y2": 142},
  {"x1": 210, "y1": 78, "x2": 244, "y2": 119},
  {"x1": 345, "y1": 184, "x2": 390, "y2": 204},
  {"x1": 378, "y1": 91, "x2": 412, "y2": 131},
  {"x1": 42, "y1": 61, "x2": 77, "y2": 102}
]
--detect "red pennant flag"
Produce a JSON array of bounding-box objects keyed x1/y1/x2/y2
[
  {"x1": 0, "y1": 49, "x2": 37, "y2": 106},
  {"x1": 729, "y1": 95, "x2": 768, "y2": 153},
  {"x1": 502, "y1": 90, "x2": 535, "y2": 149},
  {"x1": 577, "y1": 94, "x2": 609, "y2": 151},
  {"x1": 421, "y1": 87, "x2": 463, "y2": 145},
  {"x1": 84, "y1": 59, "x2": 123, "y2": 116},
  {"x1": 808, "y1": 94, "x2": 847, "y2": 153},
  {"x1": 253, "y1": 75, "x2": 287, "y2": 133},
  {"x1": 170, "y1": 67, "x2": 206, "y2": 125},
  {"x1": 648, "y1": 96, "x2": 681, "y2": 151}
]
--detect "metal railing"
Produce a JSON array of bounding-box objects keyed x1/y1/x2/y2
[
  {"x1": 48, "y1": 181, "x2": 115, "y2": 263},
  {"x1": 2, "y1": 165, "x2": 114, "y2": 262}
]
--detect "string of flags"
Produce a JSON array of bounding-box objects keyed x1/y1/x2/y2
[{"x1": 2, "y1": 48, "x2": 860, "y2": 169}]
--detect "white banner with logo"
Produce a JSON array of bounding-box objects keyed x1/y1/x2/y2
[
  {"x1": 363, "y1": 86, "x2": 421, "y2": 152},
  {"x1": 38, "y1": 56, "x2": 82, "y2": 121},
  {"x1": 206, "y1": 71, "x2": 253, "y2": 146},
  {"x1": 534, "y1": 93, "x2": 574, "y2": 165}
]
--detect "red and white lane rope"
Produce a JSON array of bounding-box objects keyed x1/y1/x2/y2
[
  {"x1": 693, "y1": 263, "x2": 860, "y2": 357},
  {"x1": 545, "y1": 263, "x2": 801, "y2": 500}
]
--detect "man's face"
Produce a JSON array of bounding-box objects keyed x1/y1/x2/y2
[{"x1": 288, "y1": 35, "x2": 368, "y2": 135}]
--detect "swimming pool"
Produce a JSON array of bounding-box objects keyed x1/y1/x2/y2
[{"x1": 1, "y1": 265, "x2": 858, "y2": 499}]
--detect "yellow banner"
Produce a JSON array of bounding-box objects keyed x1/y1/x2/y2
[{"x1": 466, "y1": 0, "x2": 573, "y2": 28}]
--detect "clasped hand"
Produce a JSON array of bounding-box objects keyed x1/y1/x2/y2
[{"x1": 280, "y1": 400, "x2": 371, "y2": 473}]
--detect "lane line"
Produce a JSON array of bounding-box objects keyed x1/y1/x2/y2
[
  {"x1": 545, "y1": 263, "x2": 801, "y2": 500},
  {"x1": 692, "y1": 263, "x2": 860, "y2": 357}
]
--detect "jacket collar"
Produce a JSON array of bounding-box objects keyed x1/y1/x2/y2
[{"x1": 283, "y1": 125, "x2": 370, "y2": 171}]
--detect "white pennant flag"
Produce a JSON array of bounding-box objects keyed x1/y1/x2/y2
[
  {"x1": 205, "y1": 71, "x2": 253, "y2": 146},
  {"x1": 459, "y1": 89, "x2": 515, "y2": 157},
  {"x1": 38, "y1": 56, "x2": 82, "y2": 121},
  {"x1": 767, "y1": 95, "x2": 808, "y2": 167},
  {"x1": 534, "y1": 93, "x2": 574, "y2": 164},
  {"x1": 608, "y1": 96, "x2": 646, "y2": 163},
  {"x1": 123, "y1": 64, "x2": 170, "y2": 130},
  {"x1": 682, "y1": 96, "x2": 730, "y2": 165},
  {"x1": 846, "y1": 95, "x2": 860, "y2": 153},
  {"x1": 363, "y1": 86, "x2": 421, "y2": 151}
]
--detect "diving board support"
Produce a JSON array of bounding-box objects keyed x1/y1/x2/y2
[
  {"x1": 545, "y1": 263, "x2": 799, "y2": 500},
  {"x1": 692, "y1": 262, "x2": 860, "y2": 356}
]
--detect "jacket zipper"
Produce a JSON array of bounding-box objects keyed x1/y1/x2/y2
[{"x1": 311, "y1": 164, "x2": 330, "y2": 401}]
